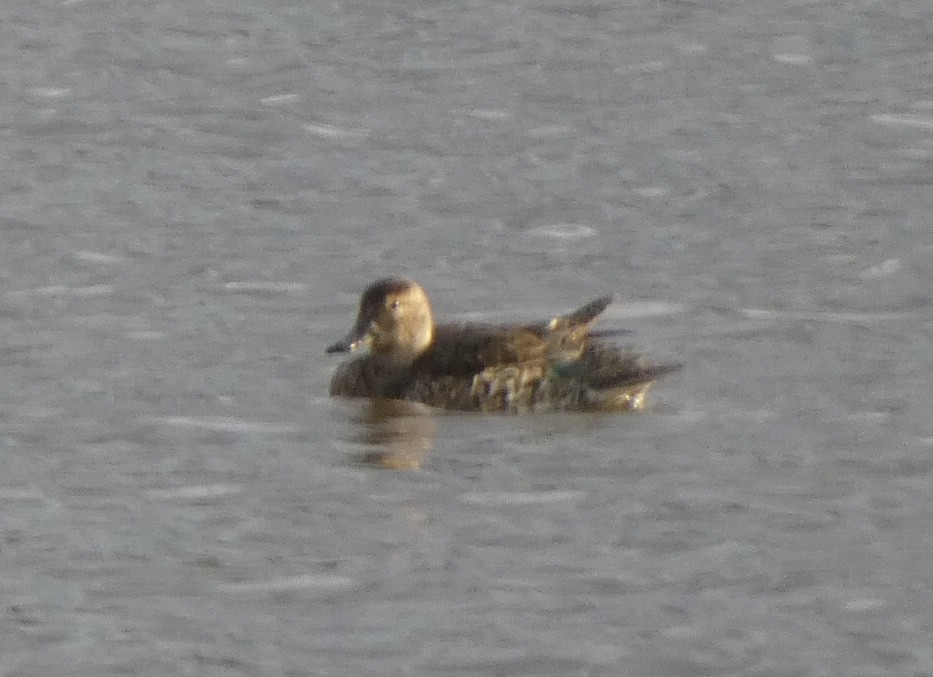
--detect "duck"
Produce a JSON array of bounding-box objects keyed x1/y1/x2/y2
[{"x1": 326, "y1": 278, "x2": 679, "y2": 413}]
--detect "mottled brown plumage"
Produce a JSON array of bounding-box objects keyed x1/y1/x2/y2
[{"x1": 327, "y1": 278, "x2": 679, "y2": 412}]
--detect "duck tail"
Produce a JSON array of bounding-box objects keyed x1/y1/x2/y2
[
  {"x1": 586, "y1": 361, "x2": 682, "y2": 411},
  {"x1": 548, "y1": 294, "x2": 615, "y2": 331}
]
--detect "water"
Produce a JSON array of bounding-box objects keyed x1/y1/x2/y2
[{"x1": 2, "y1": 0, "x2": 932, "y2": 675}]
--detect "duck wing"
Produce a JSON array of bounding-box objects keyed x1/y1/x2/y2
[
  {"x1": 563, "y1": 342, "x2": 682, "y2": 390},
  {"x1": 415, "y1": 295, "x2": 617, "y2": 375},
  {"x1": 414, "y1": 324, "x2": 549, "y2": 376}
]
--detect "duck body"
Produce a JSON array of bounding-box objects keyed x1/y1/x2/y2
[{"x1": 327, "y1": 278, "x2": 679, "y2": 413}]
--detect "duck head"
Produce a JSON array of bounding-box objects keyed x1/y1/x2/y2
[{"x1": 327, "y1": 278, "x2": 435, "y2": 364}]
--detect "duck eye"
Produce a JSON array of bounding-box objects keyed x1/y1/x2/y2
[{"x1": 389, "y1": 300, "x2": 401, "y2": 310}]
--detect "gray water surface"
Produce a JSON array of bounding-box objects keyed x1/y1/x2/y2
[{"x1": 3, "y1": 0, "x2": 932, "y2": 675}]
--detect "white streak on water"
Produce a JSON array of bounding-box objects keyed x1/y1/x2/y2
[
  {"x1": 7, "y1": 285, "x2": 114, "y2": 298},
  {"x1": 870, "y1": 114, "x2": 933, "y2": 130},
  {"x1": 738, "y1": 309, "x2": 912, "y2": 324},
  {"x1": 304, "y1": 123, "x2": 368, "y2": 139},
  {"x1": 30, "y1": 87, "x2": 71, "y2": 97},
  {"x1": 139, "y1": 416, "x2": 301, "y2": 435},
  {"x1": 633, "y1": 186, "x2": 669, "y2": 197},
  {"x1": 525, "y1": 224, "x2": 596, "y2": 240},
  {"x1": 74, "y1": 251, "x2": 121, "y2": 264},
  {"x1": 261, "y1": 93, "x2": 298, "y2": 105},
  {"x1": 859, "y1": 258, "x2": 900, "y2": 279},
  {"x1": 218, "y1": 575, "x2": 356, "y2": 594},
  {"x1": 223, "y1": 281, "x2": 307, "y2": 294},
  {"x1": 607, "y1": 301, "x2": 686, "y2": 319},
  {"x1": 845, "y1": 597, "x2": 886, "y2": 612},
  {"x1": 467, "y1": 109, "x2": 511, "y2": 121},
  {"x1": 126, "y1": 331, "x2": 164, "y2": 340},
  {"x1": 773, "y1": 53, "x2": 812, "y2": 65},
  {"x1": 460, "y1": 490, "x2": 585, "y2": 506},
  {"x1": 147, "y1": 484, "x2": 242, "y2": 501},
  {"x1": 0, "y1": 488, "x2": 46, "y2": 502}
]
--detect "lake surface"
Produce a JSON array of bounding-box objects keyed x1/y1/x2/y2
[{"x1": 2, "y1": 0, "x2": 932, "y2": 675}]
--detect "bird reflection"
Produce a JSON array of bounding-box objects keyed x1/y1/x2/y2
[{"x1": 350, "y1": 399, "x2": 436, "y2": 470}]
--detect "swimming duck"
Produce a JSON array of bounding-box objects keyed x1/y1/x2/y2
[{"x1": 327, "y1": 278, "x2": 679, "y2": 412}]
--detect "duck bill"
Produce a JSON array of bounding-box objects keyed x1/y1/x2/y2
[
  {"x1": 326, "y1": 320, "x2": 372, "y2": 354},
  {"x1": 325, "y1": 336, "x2": 354, "y2": 353}
]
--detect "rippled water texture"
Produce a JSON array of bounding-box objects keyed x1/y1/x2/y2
[{"x1": 2, "y1": 0, "x2": 932, "y2": 674}]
